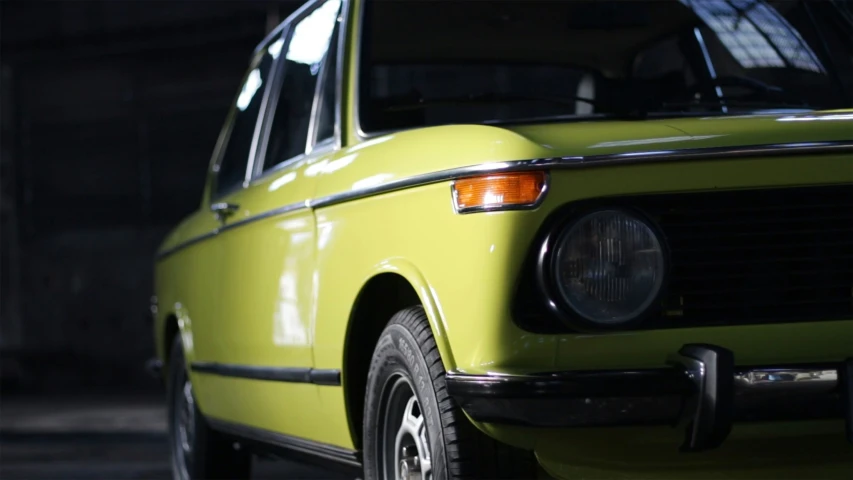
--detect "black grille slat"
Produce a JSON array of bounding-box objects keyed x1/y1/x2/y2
[
  {"x1": 674, "y1": 254, "x2": 853, "y2": 268},
  {"x1": 682, "y1": 282, "x2": 852, "y2": 295},
  {"x1": 677, "y1": 240, "x2": 851, "y2": 253},
  {"x1": 685, "y1": 298, "x2": 851, "y2": 309},
  {"x1": 653, "y1": 185, "x2": 853, "y2": 326},
  {"x1": 661, "y1": 202, "x2": 848, "y2": 215},
  {"x1": 665, "y1": 213, "x2": 851, "y2": 228},
  {"x1": 676, "y1": 266, "x2": 853, "y2": 281},
  {"x1": 674, "y1": 227, "x2": 852, "y2": 241}
]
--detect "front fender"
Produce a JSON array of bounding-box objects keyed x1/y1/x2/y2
[{"x1": 360, "y1": 257, "x2": 456, "y2": 370}]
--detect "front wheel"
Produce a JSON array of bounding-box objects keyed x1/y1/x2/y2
[{"x1": 363, "y1": 306, "x2": 539, "y2": 479}]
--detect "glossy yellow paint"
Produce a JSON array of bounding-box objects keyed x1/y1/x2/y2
[
  {"x1": 194, "y1": 152, "x2": 329, "y2": 440},
  {"x1": 152, "y1": 0, "x2": 853, "y2": 472},
  {"x1": 156, "y1": 117, "x2": 852, "y2": 459}
]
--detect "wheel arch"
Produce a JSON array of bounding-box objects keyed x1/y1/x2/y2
[{"x1": 342, "y1": 260, "x2": 455, "y2": 449}]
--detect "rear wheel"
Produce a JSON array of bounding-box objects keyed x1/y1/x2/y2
[
  {"x1": 363, "y1": 306, "x2": 539, "y2": 479},
  {"x1": 167, "y1": 336, "x2": 252, "y2": 480}
]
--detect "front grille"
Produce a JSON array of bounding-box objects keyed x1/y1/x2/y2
[
  {"x1": 512, "y1": 184, "x2": 853, "y2": 333},
  {"x1": 652, "y1": 185, "x2": 853, "y2": 326}
]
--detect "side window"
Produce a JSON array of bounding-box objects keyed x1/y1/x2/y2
[
  {"x1": 314, "y1": 19, "x2": 340, "y2": 144},
  {"x1": 212, "y1": 42, "x2": 276, "y2": 197},
  {"x1": 262, "y1": 0, "x2": 341, "y2": 171}
]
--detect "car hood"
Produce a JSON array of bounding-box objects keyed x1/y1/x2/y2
[{"x1": 498, "y1": 109, "x2": 853, "y2": 158}]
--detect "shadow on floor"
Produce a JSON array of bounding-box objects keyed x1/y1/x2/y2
[{"x1": 0, "y1": 394, "x2": 352, "y2": 480}]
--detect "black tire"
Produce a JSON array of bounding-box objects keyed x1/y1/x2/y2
[
  {"x1": 363, "y1": 306, "x2": 539, "y2": 479},
  {"x1": 167, "y1": 336, "x2": 252, "y2": 480}
]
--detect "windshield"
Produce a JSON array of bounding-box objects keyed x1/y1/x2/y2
[{"x1": 357, "y1": 0, "x2": 853, "y2": 133}]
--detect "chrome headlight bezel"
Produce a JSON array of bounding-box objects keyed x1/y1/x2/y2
[{"x1": 535, "y1": 207, "x2": 670, "y2": 331}]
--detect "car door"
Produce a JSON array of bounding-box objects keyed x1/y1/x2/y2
[
  {"x1": 203, "y1": 0, "x2": 344, "y2": 441},
  {"x1": 188, "y1": 32, "x2": 281, "y2": 417}
]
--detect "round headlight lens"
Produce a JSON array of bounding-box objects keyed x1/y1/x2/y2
[{"x1": 552, "y1": 210, "x2": 665, "y2": 325}]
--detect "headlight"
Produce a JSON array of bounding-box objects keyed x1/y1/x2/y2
[{"x1": 549, "y1": 210, "x2": 665, "y2": 326}]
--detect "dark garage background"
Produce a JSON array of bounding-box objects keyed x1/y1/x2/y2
[
  {"x1": 0, "y1": 2, "x2": 346, "y2": 477},
  {"x1": 0, "y1": 0, "x2": 307, "y2": 394}
]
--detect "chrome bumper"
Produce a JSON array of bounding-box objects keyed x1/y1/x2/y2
[
  {"x1": 446, "y1": 344, "x2": 853, "y2": 452},
  {"x1": 735, "y1": 367, "x2": 839, "y2": 391}
]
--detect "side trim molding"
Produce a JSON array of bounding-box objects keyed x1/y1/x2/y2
[
  {"x1": 207, "y1": 417, "x2": 362, "y2": 469},
  {"x1": 158, "y1": 230, "x2": 218, "y2": 260},
  {"x1": 156, "y1": 201, "x2": 309, "y2": 260},
  {"x1": 219, "y1": 201, "x2": 309, "y2": 233},
  {"x1": 156, "y1": 140, "x2": 853, "y2": 261},
  {"x1": 191, "y1": 362, "x2": 341, "y2": 386}
]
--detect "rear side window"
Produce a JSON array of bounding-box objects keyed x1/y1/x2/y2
[
  {"x1": 212, "y1": 43, "x2": 276, "y2": 197},
  {"x1": 262, "y1": 0, "x2": 341, "y2": 171}
]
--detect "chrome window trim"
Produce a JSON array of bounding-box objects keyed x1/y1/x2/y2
[
  {"x1": 243, "y1": 34, "x2": 285, "y2": 188},
  {"x1": 210, "y1": 18, "x2": 301, "y2": 203},
  {"x1": 157, "y1": 140, "x2": 853, "y2": 261},
  {"x1": 305, "y1": 3, "x2": 342, "y2": 155},
  {"x1": 250, "y1": 152, "x2": 308, "y2": 186},
  {"x1": 335, "y1": 0, "x2": 351, "y2": 149},
  {"x1": 253, "y1": 0, "x2": 328, "y2": 58},
  {"x1": 251, "y1": 19, "x2": 288, "y2": 59},
  {"x1": 249, "y1": 140, "x2": 335, "y2": 188},
  {"x1": 202, "y1": 104, "x2": 239, "y2": 206},
  {"x1": 251, "y1": 31, "x2": 290, "y2": 179},
  {"x1": 351, "y1": 0, "x2": 372, "y2": 141},
  {"x1": 251, "y1": 0, "x2": 339, "y2": 180},
  {"x1": 305, "y1": 61, "x2": 326, "y2": 155},
  {"x1": 310, "y1": 138, "x2": 336, "y2": 157},
  {"x1": 208, "y1": 49, "x2": 276, "y2": 203}
]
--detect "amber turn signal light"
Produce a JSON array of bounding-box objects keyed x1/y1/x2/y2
[{"x1": 452, "y1": 171, "x2": 548, "y2": 213}]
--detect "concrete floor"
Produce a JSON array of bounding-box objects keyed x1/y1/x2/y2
[{"x1": 0, "y1": 394, "x2": 352, "y2": 479}]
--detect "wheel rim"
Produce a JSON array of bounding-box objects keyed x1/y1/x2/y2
[
  {"x1": 380, "y1": 375, "x2": 433, "y2": 480},
  {"x1": 172, "y1": 374, "x2": 195, "y2": 479}
]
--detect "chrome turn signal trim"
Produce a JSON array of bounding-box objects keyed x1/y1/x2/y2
[{"x1": 451, "y1": 171, "x2": 549, "y2": 214}]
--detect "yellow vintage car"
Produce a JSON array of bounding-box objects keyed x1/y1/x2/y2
[{"x1": 150, "y1": 0, "x2": 853, "y2": 478}]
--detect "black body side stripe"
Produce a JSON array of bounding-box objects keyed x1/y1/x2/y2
[{"x1": 191, "y1": 362, "x2": 341, "y2": 386}]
